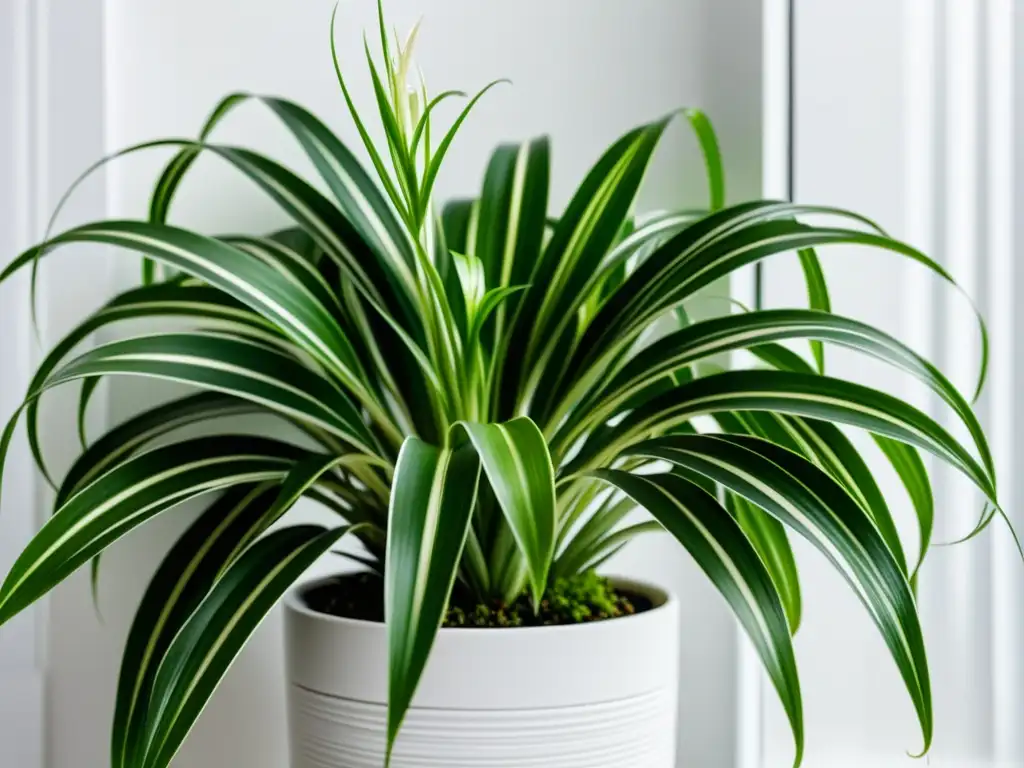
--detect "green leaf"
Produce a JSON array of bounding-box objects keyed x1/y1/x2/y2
[
  {"x1": 797, "y1": 249, "x2": 830, "y2": 372},
  {"x1": 557, "y1": 309, "x2": 991, "y2": 484},
  {"x1": 330, "y1": 8, "x2": 408, "y2": 220},
  {"x1": 590, "y1": 468, "x2": 803, "y2": 766},
  {"x1": 457, "y1": 417, "x2": 556, "y2": 606},
  {"x1": 40, "y1": 331, "x2": 378, "y2": 456},
  {"x1": 143, "y1": 91, "x2": 423, "y2": 334},
  {"x1": 507, "y1": 117, "x2": 672, "y2": 418},
  {"x1": 418, "y1": 80, "x2": 508, "y2": 225},
  {"x1": 438, "y1": 199, "x2": 476, "y2": 335},
  {"x1": 682, "y1": 108, "x2": 725, "y2": 211},
  {"x1": 149, "y1": 93, "x2": 251, "y2": 225},
  {"x1": 745, "y1": 347, "x2": 933, "y2": 579},
  {"x1": 473, "y1": 137, "x2": 550, "y2": 349},
  {"x1": 363, "y1": 37, "x2": 420, "y2": 219},
  {"x1": 564, "y1": 520, "x2": 664, "y2": 574},
  {"x1": 583, "y1": 369, "x2": 993, "y2": 505},
  {"x1": 570, "y1": 205, "x2": 987, "y2": 403},
  {"x1": 57, "y1": 393, "x2": 267, "y2": 509},
  {"x1": 3, "y1": 221, "x2": 370, "y2": 392},
  {"x1": 628, "y1": 434, "x2": 933, "y2": 751},
  {"x1": 452, "y1": 251, "x2": 486, "y2": 315},
  {"x1": 726, "y1": 491, "x2": 802, "y2": 634},
  {"x1": 385, "y1": 438, "x2": 482, "y2": 759},
  {"x1": 25, "y1": 282, "x2": 280, "y2": 485},
  {"x1": 784, "y1": 416, "x2": 908, "y2": 575},
  {"x1": 112, "y1": 484, "x2": 278, "y2": 768},
  {"x1": 0, "y1": 436, "x2": 305, "y2": 626},
  {"x1": 554, "y1": 493, "x2": 636, "y2": 577},
  {"x1": 874, "y1": 435, "x2": 934, "y2": 588},
  {"x1": 410, "y1": 90, "x2": 467, "y2": 156},
  {"x1": 138, "y1": 524, "x2": 353, "y2": 768},
  {"x1": 715, "y1": 410, "x2": 909, "y2": 580}
]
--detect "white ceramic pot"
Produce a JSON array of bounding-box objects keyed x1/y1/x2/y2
[{"x1": 283, "y1": 576, "x2": 680, "y2": 768}]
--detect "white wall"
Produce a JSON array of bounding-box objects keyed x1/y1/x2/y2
[
  {"x1": 0, "y1": 2, "x2": 44, "y2": 766},
  {"x1": 759, "y1": 1, "x2": 1024, "y2": 765},
  {"x1": 9, "y1": 2, "x2": 765, "y2": 767}
]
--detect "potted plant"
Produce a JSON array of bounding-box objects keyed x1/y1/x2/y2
[{"x1": 0, "y1": 3, "x2": 1007, "y2": 767}]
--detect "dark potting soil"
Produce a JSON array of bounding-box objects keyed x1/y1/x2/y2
[{"x1": 303, "y1": 571, "x2": 653, "y2": 628}]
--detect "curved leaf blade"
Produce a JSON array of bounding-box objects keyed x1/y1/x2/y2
[
  {"x1": 562, "y1": 310, "x2": 990, "y2": 483},
  {"x1": 112, "y1": 484, "x2": 278, "y2": 768},
  {"x1": 591, "y1": 468, "x2": 803, "y2": 766},
  {"x1": 44, "y1": 332, "x2": 378, "y2": 455},
  {"x1": 726, "y1": 491, "x2": 802, "y2": 634},
  {"x1": 0, "y1": 436, "x2": 304, "y2": 626},
  {"x1": 385, "y1": 438, "x2": 482, "y2": 759},
  {"x1": 626, "y1": 433, "x2": 932, "y2": 752},
  {"x1": 874, "y1": 435, "x2": 934, "y2": 588},
  {"x1": 57, "y1": 393, "x2": 265, "y2": 508},
  {"x1": 797, "y1": 249, "x2": 830, "y2": 372},
  {"x1": 457, "y1": 417, "x2": 556, "y2": 605},
  {"x1": 585, "y1": 369, "x2": 993, "y2": 504},
  {"x1": 139, "y1": 524, "x2": 352, "y2": 768},
  {"x1": 115, "y1": 450, "x2": 381, "y2": 767}
]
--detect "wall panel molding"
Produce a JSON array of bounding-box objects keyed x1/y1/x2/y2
[
  {"x1": 757, "y1": 0, "x2": 1024, "y2": 764},
  {"x1": 0, "y1": 1, "x2": 46, "y2": 766},
  {"x1": 0, "y1": 0, "x2": 113, "y2": 766}
]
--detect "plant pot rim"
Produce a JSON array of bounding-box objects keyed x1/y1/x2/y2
[{"x1": 284, "y1": 573, "x2": 675, "y2": 636}]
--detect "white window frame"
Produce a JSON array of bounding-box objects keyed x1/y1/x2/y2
[
  {"x1": 749, "y1": 0, "x2": 1024, "y2": 765},
  {"x1": 1, "y1": 1, "x2": 111, "y2": 766}
]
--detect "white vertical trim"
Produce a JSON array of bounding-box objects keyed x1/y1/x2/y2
[
  {"x1": 901, "y1": 0, "x2": 938, "y2": 369},
  {"x1": 989, "y1": 0, "x2": 1024, "y2": 760},
  {"x1": 762, "y1": 0, "x2": 792, "y2": 204},
  {"x1": 736, "y1": 2, "x2": 791, "y2": 766},
  {"x1": 0, "y1": 1, "x2": 45, "y2": 766},
  {"x1": 764, "y1": 0, "x2": 1024, "y2": 763},
  {"x1": 1, "y1": 0, "x2": 112, "y2": 765}
]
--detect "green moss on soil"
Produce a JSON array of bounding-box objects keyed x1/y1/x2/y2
[{"x1": 303, "y1": 570, "x2": 648, "y2": 628}]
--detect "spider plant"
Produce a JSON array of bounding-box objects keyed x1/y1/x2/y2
[{"x1": 0, "y1": 4, "x2": 1003, "y2": 767}]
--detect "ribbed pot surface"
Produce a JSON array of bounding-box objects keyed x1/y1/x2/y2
[{"x1": 284, "y1": 577, "x2": 680, "y2": 768}]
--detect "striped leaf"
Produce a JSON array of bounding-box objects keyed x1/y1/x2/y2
[
  {"x1": 138, "y1": 524, "x2": 352, "y2": 768},
  {"x1": 715, "y1": 410, "x2": 908, "y2": 580},
  {"x1": 591, "y1": 468, "x2": 804, "y2": 765},
  {"x1": 473, "y1": 137, "x2": 550, "y2": 377},
  {"x1": 749, "y1": 338, "x2": 937, "y2": 580},
  {"x1": 437, "y1": 199, "x2": 476, "y2": 335},
  {"x1": 385, "y1": 438, "x2": 482, "y2": 758},
  {"x1": 581, "y1": 369, "x2": 993, "y2": 504},
  {"x1": 0, "y1": 436, "x2": 305, "y2": 626},
  {"x1": 57, "y1": 393, "x2": 267, "y2": 508},
  {"x1": 37, "y1": 331, "x2": 378, "y2": 455},
  {"x1": 568, "y1": 206, "x2": 987, "y2": 401},
  {"x1": 797, "y1": 249, "x2": 830, "y2": 372},
  {"x1": 418, "y1": 80, "x2": 509, "y2": 225},
  {"x1": 555, "y1": 495, "x2": 657, "y2": 579},
  {"x1": 115, "y1": 452, "x2": 380, "y2": 767},
  {"x1": 145, "y1": 93, "x2": 422, "y2": 333},
  {"x1": 3, "y1": 221, "x2": 372, "y2": 393},
  {"x1": 623, "y1": 433, "x2": 932, "y2": 752},
  {"x1": 726, "y1": 491, "x2": 802, "y2": 634},
  {"x1": 554, "y1": 309, "x2": 990, "y2": 475},
  {"x1": 457, "y1": 417, "x2": 556, "y2": 605},
  {"x1": 782, "y1": 416, "x2": 908, "y2": 575},
  {"x1": 0, "y1": 18, "x2": 999, "y2": 764},
  {"x1": 507, "y1": 117, "x2": 671, "y2": 415},
  {"x1": 26, "y1": 282, "x2": 281, "y2": 484},
  {"x1": 112, "y1": 484, "x2": 278, "y2": 768},
  {"x1": 874, "y1": 435, "x2": 934, "y2": 588}
]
